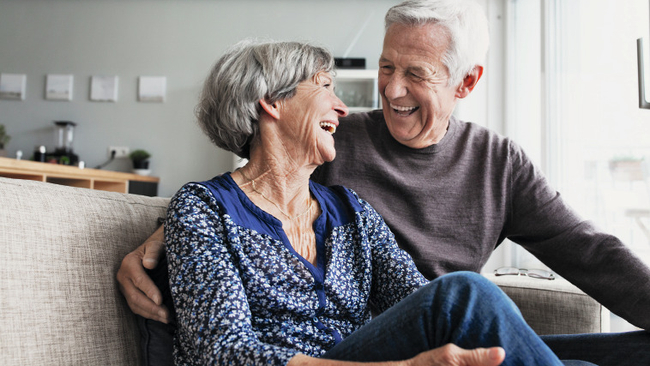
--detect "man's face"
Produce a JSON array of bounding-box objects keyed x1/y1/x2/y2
[{"x1": 378, "y1": 23, "x2": 460, "y2": 149}]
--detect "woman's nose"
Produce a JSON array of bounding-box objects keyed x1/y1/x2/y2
[{"x1": 333, "y1": 95, "x2": 349, "y2": 117}]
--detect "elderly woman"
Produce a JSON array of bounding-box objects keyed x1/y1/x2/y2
[{"x1": 160, "y1": 39, "x2": 589, "y2": 366}]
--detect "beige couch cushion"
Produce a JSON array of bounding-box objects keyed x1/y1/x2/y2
[
  {"x1": 0, "y1": 177, "x2": 169, "y2": 366},
  {"x1": 487, "y1": 273, "x2": 610, "y2": 335}
]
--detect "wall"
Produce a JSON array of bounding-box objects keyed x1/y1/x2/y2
[
  {"x1": 0, "y1": 0, "x2": 397, "y2": 196},
  {"x1": 0, "y1": 0, "x2": 503, "y2": 199},
  {"x1": 0, "y1": 0, "x2": 510, "y2": 269}
]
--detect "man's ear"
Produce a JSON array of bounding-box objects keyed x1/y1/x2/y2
[
  {"x1": 456, "y1": 65, "x2": 484, "y2": 99},
  {"x1": 259, "y1": 98, "x2": 281, "y2": 120}
]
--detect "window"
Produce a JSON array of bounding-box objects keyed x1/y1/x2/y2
[
  {"x1": 507, "y1": 0, "x2": 650, "y2": 330},
  {"x1": 508, "y1": 0, "x2": 650, "y2": 265}
]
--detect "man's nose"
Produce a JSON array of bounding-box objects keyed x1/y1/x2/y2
[{"x1": 383, "y1": 74, "x2": 408, "y2": 100}]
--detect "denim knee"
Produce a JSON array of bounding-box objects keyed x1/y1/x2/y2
[
  {"x1": 433, "y1": 271, "x2": 495, "y2": 288},
  {"x1": 426, "y1": 271, "x2": 522, "y2": 317},
  {"x1": 434, "y1": 271, "x2": 487, "y2": 287},
  {"x1": 324, "y1": 271, "x2": 564, "y2": 365},
  {"x1": 431, "y1": 271, "x2": 499, "y2": 298}
]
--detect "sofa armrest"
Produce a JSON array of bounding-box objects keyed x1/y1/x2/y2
[
  {"x1": 0, "y1": 177, "x2": 170, "y2": 366},
  {"x1": 485, "y1": 274, "x2": 610, "y2": 335}
]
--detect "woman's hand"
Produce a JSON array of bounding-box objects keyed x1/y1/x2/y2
[
  {"x1": 116, "y1": 226, "x2": 170, "y2": 323},
  {"x1": 288, "y1": 344, "x2": 505, "y2": 366},
  {"x1": 406, "y1": 344, "x2": 505, "y2": 366}
]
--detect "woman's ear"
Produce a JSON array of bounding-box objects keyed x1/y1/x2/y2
[{"x1": 259, "y1": 98, "x2": 281, "y2": 120}]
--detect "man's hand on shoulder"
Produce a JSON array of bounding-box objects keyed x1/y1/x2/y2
[{"x1": 116, "y1": 225, "x2": 170, "y2": 323}]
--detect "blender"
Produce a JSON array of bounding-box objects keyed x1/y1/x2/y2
[{"x1": 50, "y1": 121, "x2": 79, "y2": 165}]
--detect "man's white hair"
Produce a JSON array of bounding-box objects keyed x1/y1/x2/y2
[{"x1": 385, "y1": 0, "x2": 490, "y2": 87}]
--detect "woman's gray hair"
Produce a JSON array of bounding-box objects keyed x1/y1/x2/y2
[
  {"x1": 385, "y1": 0, "x2": 489, "y2": 87},
  {"x1": 196, "y1": 40, "x2": 334, "y2": 159}
]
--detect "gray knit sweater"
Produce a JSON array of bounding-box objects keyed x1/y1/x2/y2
[{"x1": 312, "y1": 110, "x2": 650, "y2": 331}]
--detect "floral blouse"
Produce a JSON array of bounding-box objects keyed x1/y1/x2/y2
[{"x1": 166, "y1": 173, "x2": 428, "y2": 365}]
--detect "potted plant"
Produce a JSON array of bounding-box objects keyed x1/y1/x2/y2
[
  {"x1": 0, "y1": 124, "x2": 11, "y2": 157},
  {"x1": 129, "y1": 149, "x2": 151, "y2": 170}
]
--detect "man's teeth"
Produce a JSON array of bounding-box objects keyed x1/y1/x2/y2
[
  {"x1": 391, "y1": 104, "x2": 418, "y2": 114},
  {"x1": 320, "y1": 121, "x2": 337, "y2": 134}
]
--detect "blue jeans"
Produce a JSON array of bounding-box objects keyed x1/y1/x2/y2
[
  {"x1": 542, "y1": 332, "x2": 650, "y2": 366},
  {"x1": 322, "y1": 272, "x2": 593, "y2": 366}
]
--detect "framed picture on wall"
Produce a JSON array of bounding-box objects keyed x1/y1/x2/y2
[
  {"x1": 46, "y1": 74, "x2": 74, "y2": 101},
  {"x1": 90, "y1": 75, "x2": 118, "y2": 102},
  {"x1": 138, "y1": 76, "x2": 166, "y2": 103},
  {"x1": 0, "y1": 73, "x2": 26, "y2": 101}
]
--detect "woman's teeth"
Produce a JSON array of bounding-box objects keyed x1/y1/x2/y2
[{"x1": 320, "y1": 121, "x2": 337, "y2": 134}]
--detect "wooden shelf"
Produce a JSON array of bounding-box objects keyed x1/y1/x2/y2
[{"x1": 0, "y1": 157, "x2": 159, "y2": 195}]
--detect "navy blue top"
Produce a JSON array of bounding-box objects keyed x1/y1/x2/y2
[{"x1": 166, "y1": 173, "x2": 427, "y2": 365}]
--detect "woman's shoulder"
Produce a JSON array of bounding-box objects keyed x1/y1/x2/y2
[
  {"x1": 310, "y1": 181, "x2": 384, "y2": 225},
  {"x1": 169, "y1": 174, "x2": 239, "y2": 213},
  {"x1": 311, "y1": 181, "x2": 362, "y2": 208},
  {"x1": 174, "y1": 173, "x2": 234, "y2": 198}
]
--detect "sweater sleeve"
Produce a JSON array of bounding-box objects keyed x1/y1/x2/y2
[
  {"x1": 353, "y1": 194, "x2": 429, "y2": 313},
  {"x1": 504, "y1": 141, "x2": 650, "y2": 331},
  {"x1": 165, "y1": 184, "x2": 299, "y2": 365}
]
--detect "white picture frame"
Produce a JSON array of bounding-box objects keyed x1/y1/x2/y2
[
  {"x1": 90, "y1": 75, "x2": 118, "y2": 102},
  {"x1": 46, "y1": 74, "x2": 74, "y2": 101},
  {"x1": 0, "y1": 73, "x2": 26, "y2": 101},
  {"x1": 138, "y1": 76, "x2": 166, "y2": 103}
]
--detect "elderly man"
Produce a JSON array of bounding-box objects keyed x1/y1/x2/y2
[{"x1": 118, "y1": 0, "x2": 650, "y2": 365}]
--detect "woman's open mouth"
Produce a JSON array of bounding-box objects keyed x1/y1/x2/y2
[{"x1": 320, "y1": 121, "x2": 337, "y2": 134}]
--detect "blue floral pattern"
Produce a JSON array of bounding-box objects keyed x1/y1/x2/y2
[{"x1": 166, "y1": 174, "x2": 428, "y2": 365}]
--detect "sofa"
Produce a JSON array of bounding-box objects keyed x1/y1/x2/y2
[{"x1": 0, "y1": 176, "x2": 609, "y2": 365}]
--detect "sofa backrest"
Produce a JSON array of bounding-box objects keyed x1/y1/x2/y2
[{"x1": 0, "y1": 177, "x2": 170, "y2": 366}]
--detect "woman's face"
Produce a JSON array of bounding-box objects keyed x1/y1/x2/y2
[{"x1": 274, "y1": 71, "x2": 348, "y2": 166}]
